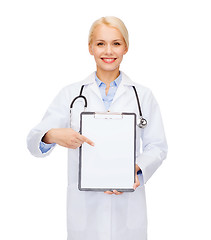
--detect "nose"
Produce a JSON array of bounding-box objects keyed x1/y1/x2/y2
[{"x1": 105, "y1": 44, "x2": 113, "y2": 55}]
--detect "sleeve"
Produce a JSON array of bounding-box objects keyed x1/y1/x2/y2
[
  {"x1": 136, "y1": 90, "x2": 168, "y2": 184},
  {"x1": 26, "y1": 87, "x2": 70, "y2": 158},
  {"x1": 39, "y1": 141, "x2": 56, "y2": 153}
]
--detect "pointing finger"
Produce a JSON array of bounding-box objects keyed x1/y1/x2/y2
[{"x1": 81, "y1": 135, "x2": 95, "y2": 146}]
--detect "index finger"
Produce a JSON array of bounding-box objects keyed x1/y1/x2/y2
[{"x1": 80, "y1": 135, "x2": 95, "y2": 146}]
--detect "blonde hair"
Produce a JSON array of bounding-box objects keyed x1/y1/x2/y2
[{"x1": 88, "y1": 16, "x2": 129, "y2": 49}]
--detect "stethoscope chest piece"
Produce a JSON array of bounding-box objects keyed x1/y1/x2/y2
[{"x1": 137, "y1": 117, "x2": 147, "y2": 128}]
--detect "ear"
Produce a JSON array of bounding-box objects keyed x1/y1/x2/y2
[
  {"x1": 89, "y1": 43, "x2": 94, "y2": 55},
  {"x1": 123, "y1": 46, "x2": 128, "y2": 55}
]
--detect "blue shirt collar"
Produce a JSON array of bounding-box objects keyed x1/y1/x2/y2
[{"x1": 95, "y1": 71, "x2": 122, "y2": 87}]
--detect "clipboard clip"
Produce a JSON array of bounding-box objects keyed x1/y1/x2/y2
[{"x1": 94, "y1": 112, "x2": 123, "y2": 119}]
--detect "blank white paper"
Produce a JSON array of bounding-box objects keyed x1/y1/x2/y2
[{"x1": 79, "y1": 112, "x2": 136, "y2": 191}]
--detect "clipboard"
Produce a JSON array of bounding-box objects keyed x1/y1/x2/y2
[{"x1": 78, "y1": 112, "x2": 136, "y2": 192}]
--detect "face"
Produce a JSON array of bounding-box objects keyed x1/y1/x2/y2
[{"x1": 89, "y1": 24, "x2": 128, "y2": 73}]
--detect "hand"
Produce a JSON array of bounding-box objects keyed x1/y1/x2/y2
[
  {"x1": 133, "y1": 164, "x2": 141, "y2": 190},
  {"x1": 133, "y1": 171, "x2": 140, "y2": 190},
  {"x1": 104, "y1": 164, "x2": 141, "y2": 195},
  {"x1": 104, "y1": 189, "x2": 123, "y2": 195},
  {"x1": 42, "y1": 128, "x2": 94, "y2": 149}
]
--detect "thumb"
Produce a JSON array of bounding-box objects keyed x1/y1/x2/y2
[{"x1": 133, "y1": 174, "x2": 140, "y2": 190}]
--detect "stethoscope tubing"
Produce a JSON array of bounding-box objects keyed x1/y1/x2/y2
[{"x1": 70, "y1": 84, "x2": 147, "y2": 128}]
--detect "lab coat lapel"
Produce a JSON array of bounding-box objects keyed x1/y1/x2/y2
[
  {"x1": 112, "y1": 72, "x2": 134, "y2": 105},
  {"x1": 83, "y1": 72, "x2": 102, "y2": 100},
  {"x1": 89, "y1": 81, "x2": 102, "y2": 100}
]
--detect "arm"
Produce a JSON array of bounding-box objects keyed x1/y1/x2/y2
[
  {"x1": 136, "y1": 90, "x2": 168, "y2": 184},
  {"x1": 27, "y1": 87, "x2": 69, "y2": 157},
  {"x1": 27, "y1": 87, "x2": 94, "y2": 157},
  {"x1": 42, "y1": 128, "x2": 94, "y2": 149}
]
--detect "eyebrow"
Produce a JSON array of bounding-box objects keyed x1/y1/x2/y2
[{"x1": 96, "y1": 39, "x2": 123, "y2": 42}]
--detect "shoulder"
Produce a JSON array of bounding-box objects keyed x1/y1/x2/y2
[
  {"x1": 59, "y1": 72, "x2": 95, "y2": 98},
  {"x1": 121, "y1": 71, "x2": 154, "y2": 100}
]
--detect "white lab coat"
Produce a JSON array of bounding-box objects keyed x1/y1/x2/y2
[{"x1": 27, "y1": 71, "x2": 168, "y2": 240}]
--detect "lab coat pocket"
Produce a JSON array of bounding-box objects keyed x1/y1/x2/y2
[
  {"x1": 67, "y1": 186, "x2": 87, "y2": 231},
  {"x1": 126, "y1": 180, "x2": 147, "y2": 230}
]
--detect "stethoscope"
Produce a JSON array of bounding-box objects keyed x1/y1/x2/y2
[{"x1": 70, "y1": 85, "x2": 147, "y2": 128}]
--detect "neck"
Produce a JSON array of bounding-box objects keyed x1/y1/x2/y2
[{"x1": 96, "y1": 68, "x2": 120, "y2": 85}]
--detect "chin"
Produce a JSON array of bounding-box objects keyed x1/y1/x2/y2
[{"x1": 98, "y1": 64, "x2": 121, "y2": 72}]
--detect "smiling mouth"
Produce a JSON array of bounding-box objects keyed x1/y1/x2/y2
[{"x1": 101, "y1": 58, "x2": 117, "y2": 63}]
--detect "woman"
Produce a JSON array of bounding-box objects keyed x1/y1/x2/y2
[{"x1": 27, "y1": 16, "x2": 168, "y2": 240}]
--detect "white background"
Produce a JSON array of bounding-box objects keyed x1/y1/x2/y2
[{"x1": 0, "y1": 0, "x2": 211, "y2": 239}]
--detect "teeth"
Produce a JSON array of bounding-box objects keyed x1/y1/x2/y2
[{"x1": 102, "y1": 58, "x2": 115, "y2": 62}]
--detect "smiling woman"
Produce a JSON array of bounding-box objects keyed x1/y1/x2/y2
[
  {"x1": 27, "y1": 16, "x2": 168, "y2": 240},
  {"x1": 88, "y1": 16, "x2": 128, "y2": 84}
]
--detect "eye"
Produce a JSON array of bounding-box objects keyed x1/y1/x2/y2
[
  {"x1": 97, "y1": 42, "x2": 104, "y2": 46},
  {"x1": 114, "y1": 42, "x2": 121, "y2": 46}
]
